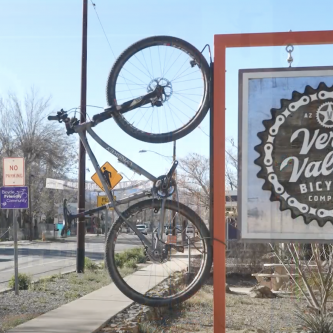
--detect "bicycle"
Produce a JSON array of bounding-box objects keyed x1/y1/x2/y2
[{"x1": 48, "y1": 35, "x2": 213, "y2": 307}]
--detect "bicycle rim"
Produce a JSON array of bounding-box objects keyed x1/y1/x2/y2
[
  {"x1": 106, "y1": 36, "x2": 210, "y2": 143},
  {"x1": 105, "y1": 199, "x2": 212, "y2": 307}
]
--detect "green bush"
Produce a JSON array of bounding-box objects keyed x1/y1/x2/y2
[
  {"x1": 84, "y1": 257, "x2": 99, "y2": 271},
  {"x1": 114, "y1": 247, "x2": 146, "y2": 268},
  {"x1": 115, "y1": 253, "x2": 124, "y2": 268},
  {"x1": 8, "y1": 273, "x2": 31, "y2": 290}
]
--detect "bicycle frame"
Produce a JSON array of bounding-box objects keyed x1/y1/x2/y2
[{"x1": 68, "y1": 120, "x2": 176, "y2": 250}]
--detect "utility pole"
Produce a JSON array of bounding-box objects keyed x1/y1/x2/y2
[
  {"x1": 172, "y1": 141, "x2": 177, "y2": 236},
  {"x1": 77, "y1": 0, "x2": 88, "y2": 273}
]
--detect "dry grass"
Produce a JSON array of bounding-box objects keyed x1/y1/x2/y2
[{"x1": 1, "y1": 313, "x2": 38, "y2": 332}]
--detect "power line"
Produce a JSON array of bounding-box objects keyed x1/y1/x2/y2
[{"x1": 90, "y1": 1, "x2": 116, "y2": 59}]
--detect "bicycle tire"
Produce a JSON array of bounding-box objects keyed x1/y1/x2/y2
[
  {"x1": 105, "y1": 199, "x2": 213, "y2": 307},
  {"x1": 106, "y1": 36, "x2": 211, "y2": 143}
]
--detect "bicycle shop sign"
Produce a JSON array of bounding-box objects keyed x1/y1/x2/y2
[
  {"x1": 1, "y1": 158, "x2": 28, "y2": 209},
  {"x1": 238, "y1": 66, "x2": 333, "y2": 241}
]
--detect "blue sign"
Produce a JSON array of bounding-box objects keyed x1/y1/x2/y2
[{"x1": 0, "y1": 186, "x2": 29, "y2": 209}]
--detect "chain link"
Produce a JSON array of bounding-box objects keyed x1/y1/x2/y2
[{"x1": 286, "y1": 44, "x2": 294, "y2": 67}]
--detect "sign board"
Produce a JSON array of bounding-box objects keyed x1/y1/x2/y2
[
  {"x1": 97, "y1": 195, "x2": 116, "y2": 210},
  {"x1": 46, "y1": 178, "x2": 101, "y2": 192},
  {"x1": 91, "y1": 162, "x2": 123, "y2": 192},
  {"x1": 239, "y1": 66, "x2": 333, "y2": 241},
  {"x1": 0, "y1": 186, "x2": 29, "y2": 209},
  {"x1": 3, "y1": 158, "x2": 25, "y2": 186},
  {"x1": 46, "y1": 178, "x2": 150, "y2": 192}
]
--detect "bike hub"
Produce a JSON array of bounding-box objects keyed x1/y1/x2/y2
[{"x1": 147, "y1": 77, "x2": 173, "y2": 104}]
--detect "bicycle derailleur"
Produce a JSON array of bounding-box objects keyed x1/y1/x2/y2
[{"x1": 144, "y1": 240, "x2": 184, "y2": 264}]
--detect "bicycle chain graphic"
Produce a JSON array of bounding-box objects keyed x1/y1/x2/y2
[{"x1": 254, "y1": 82, "x2": 333, "y2": 227}]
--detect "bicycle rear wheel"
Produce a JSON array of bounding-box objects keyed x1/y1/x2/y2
[
  {"x1": 105, "y1": 199, "x2": 212, "y2": 307},
  {"x1": 106, "y1": 36, "x2": 211, "y2": 143}
]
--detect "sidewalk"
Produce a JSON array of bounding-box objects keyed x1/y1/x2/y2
[
  {"x1": 0, "y1": 234, "x2": 108, "y2": 247},
  {"x1": 0, "y1": 240, "x2": 38, "y2": 247},
  {"x1": 8, "y1": 256, "x2": 189, "y2": 333}
]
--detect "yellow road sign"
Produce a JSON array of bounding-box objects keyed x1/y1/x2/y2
[
  {"x1": 91, "y1": 162, "x2": 123, "y2": 192},
  {"x1": 97, "y1": 195, "x2": 116, "y2": 210}
]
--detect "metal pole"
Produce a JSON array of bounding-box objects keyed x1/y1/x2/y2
[
  {"x1": 172, "y1": 141, "x2": 177, "y2": 237},
  {"x1": 188, "y1": 237, "x2": 191, "y2": 274},
  {"x1": 29, "y1": 174, "x2": 33, "y2": 241},
  {"x1": 13, "y1": 210, "x2": 19, "y2": 295},
  {"x1": 77, "y1": 0, "x2": 88, "y2": 273},
  {"x1": 105, "y1": 208, "x2": 109, "y2": 242},
  {"x1": 209, "y1": 62, "x2": 214, "y2": 242}
]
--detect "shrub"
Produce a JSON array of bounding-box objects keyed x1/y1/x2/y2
[
  {"x1": 115, "y1": 253, "x2": 124, "y2": 268},
  {"x1": 8, "y1": 273, "x2": 31, "y2": 290},
  {"x1": 115, "y1": 247, "x2": 146, "y2": 269},
  {"x1": 84, "y1": 257, "x2": 99, "y2": 271},
  {"x1": 124, "y1": 259, "x2": 138, "y2": 269}
]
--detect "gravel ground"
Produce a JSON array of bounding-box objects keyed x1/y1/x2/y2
[
  {"x1": 138, "y1": 275, "x2": 310, "y2": 333},
  {"x1": 0, "y1": 268, "x2": 116, "y2": 332}
]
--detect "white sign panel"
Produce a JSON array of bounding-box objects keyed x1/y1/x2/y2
[
  {"x1": 3, "y1": 158, "x2": 25, "y2": 186},
  {"x1": 239, "y1": 66, "x2": 333, "y2": 242},
  {"x1": 46, "y1": 178, "x2": 151, "y2": 193},
  {"x1": 45, "y1": 178, "x2": 101, "y2": 192}
]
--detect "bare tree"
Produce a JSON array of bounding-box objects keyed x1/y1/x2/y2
[
  {"x1": 0, "y1": 88, "x2": 77, "y2": 236},
  {"x1": 178, "y1": 153, "x2": 210, "y2": 213},
  {"x1": 226, "y1": 137, "x2": 237, "y2": 190}
]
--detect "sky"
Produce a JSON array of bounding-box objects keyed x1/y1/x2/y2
[{"x1": 1, "y1": 0, "x2": 333, "y2": 184}]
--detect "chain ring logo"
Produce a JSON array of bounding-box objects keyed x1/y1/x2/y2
[
  {"x1": 254, "y1": 83, "x2": 333, "y2": 227},
  {"x1": 316, "y1": 102, "x2": 333, "y2": 128}
]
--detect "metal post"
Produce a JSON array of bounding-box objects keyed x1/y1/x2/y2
[
  {"x1": 209, "y1": 62, "x2": 214, "y2": 242},
  {"x1": 188, "y1": 237, "x2": 191, "y2": 274},
  {"x1": 77, "y1": 0, "x2": 88, "y2": 273},
  {"x1": 13, "y1": 210, "x2": 19, "y2": 295},
  {"x1": 172, "y1": 141, "x2": 177, "y2": 237},
  {"x1": 29, "y1": 174, "x2": 33, "y2": 241},
  {"x1": 105, "y1": 208, "x2": 109, "y2": 242}
]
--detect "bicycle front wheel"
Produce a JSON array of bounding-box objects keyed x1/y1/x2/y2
[
  {"x1": 106, "y1": 36, "x2": 211, "y2": 143},
  {"x1": 105, "y1": 199, "x2": 212, "y2": 307}
]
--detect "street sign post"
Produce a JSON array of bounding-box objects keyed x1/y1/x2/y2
[
  {"x1": 0, "y1": 186, "x2": 29, "y2": 295},
  {"x1": 91, "y1": 162, "x2": 123, "y2": 191},
  {"x1": 3, "y1": 158, "x2": 25, "y2": 186},
  {"x1": 2, "y1": 158, "x2": 27, "y2": 296}
]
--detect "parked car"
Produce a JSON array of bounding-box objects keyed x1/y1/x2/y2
[{"x1": 136, "y1": 224, "x2": 148, "y2": 235}]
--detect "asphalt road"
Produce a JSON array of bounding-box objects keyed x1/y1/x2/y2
[{"x1": 0, "y1": 234, "x2": 140, "y2": 291}]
